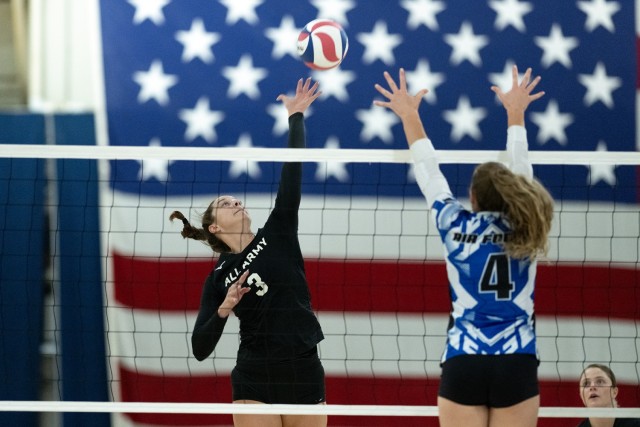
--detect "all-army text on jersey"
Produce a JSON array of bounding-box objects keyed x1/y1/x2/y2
[{"x1": 224, "y1": 236, "x2": 268, "y2": 286}]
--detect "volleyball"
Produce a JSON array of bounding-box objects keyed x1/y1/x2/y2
[{"x1": 297, "y1": 19, "x2": 349, "y2": 70}]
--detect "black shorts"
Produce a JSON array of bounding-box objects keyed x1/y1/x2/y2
[
  {"x1": 438, "y1": 354, "x2": 539, "y2": 407},
  {"x1": 231, "y1": 347, "x2": 326, "y2": 404}
]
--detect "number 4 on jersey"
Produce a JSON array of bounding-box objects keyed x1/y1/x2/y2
[{"x1": 479, "y1": 253, "x2": 514, "y2": 300}]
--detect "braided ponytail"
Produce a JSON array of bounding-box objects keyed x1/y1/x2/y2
[{"x1": 169, "y1": 209, "x2": 231, "y2": 253}]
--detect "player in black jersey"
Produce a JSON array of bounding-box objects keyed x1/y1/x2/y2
[{"x1": 170, "y1": 78, "x2": 326, "y2": 427}]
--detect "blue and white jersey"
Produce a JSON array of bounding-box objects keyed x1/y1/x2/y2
[
  {"x1": 409, "y1": 125, "x2": 537, "y2": 363},
  {"x1": 432, "y1": 197, "x2": 537, "y2": 361}
]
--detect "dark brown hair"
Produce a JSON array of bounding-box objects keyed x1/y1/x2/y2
[
  {"x1": 169, "y1": 203, "x2": 230, "y2": 253},
  {"x1": 580, "y1": 363, "x2": 617, "y2": 388},
  {"x1": 471, "y1": 162, "x2": 554, "y2": 260}
]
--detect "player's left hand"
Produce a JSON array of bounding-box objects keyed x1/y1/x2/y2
[{"x1": 277, "y1": 77, "x2": 321, "y2": 116}]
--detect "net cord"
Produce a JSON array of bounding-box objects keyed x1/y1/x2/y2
[
  {"x1": 0, "y1": 401, "x2": 638, "y2": 418},
  {"x1": 1, "y1": 144, "x2": 640, "y2": 165}
]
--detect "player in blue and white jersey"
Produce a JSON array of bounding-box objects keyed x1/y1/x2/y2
[{"x1": 374, "y1": 66, "x2": 553, "y2": 427}]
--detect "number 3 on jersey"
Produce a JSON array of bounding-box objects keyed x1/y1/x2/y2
[
  {"x1": 479, "y1": 253, "x2": 514, "y2": 300},
  {"x1": 247, "y1": 272, "x2": 269, "y2": 296}
]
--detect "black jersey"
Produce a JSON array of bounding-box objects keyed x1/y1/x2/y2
[
  {"x1": 577, "y1": 419, "x2": 640, "y2": 427},
  {"x1": 191, "y1": 112, "x2": 324, "y2": 362}
]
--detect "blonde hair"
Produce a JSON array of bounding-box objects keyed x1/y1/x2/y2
[{"x1": 471, "y1": 162, "x2": 554, "y2": 260}]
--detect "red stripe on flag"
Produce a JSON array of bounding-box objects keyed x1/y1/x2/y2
[
  {"x1": 113, "y1": 252, "x2": 212, "y2": 311},
  {"x1": 113, "y1": 251, "x2": 640, "y2": 319},
  {"x1": 119, "y1": 365, "x2": 232, "y2": 426},
  {"x1": 117, "y1": 364, "x2": 639, "y2": 427}
]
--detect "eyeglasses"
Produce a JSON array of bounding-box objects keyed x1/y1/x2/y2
[{"x1": 581, "y1": 379, "x2": 614, "y2": 388}]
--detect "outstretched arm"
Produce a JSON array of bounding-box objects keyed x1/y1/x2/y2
[
  {"x1": 492, "y1": 65, "x2": 545, "y2": 179},
  {"x1": 271, "y1": 78, "x2": 321, "y2": 224},
  {"x1": 374, "y1": 69, "x2": 451, "y2": 207}
]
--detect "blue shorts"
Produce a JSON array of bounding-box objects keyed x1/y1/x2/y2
[
  {"x1": 438, "y1": 354, "x2": 539, "y2": 407},
  {"x1": 231, "y1": 347, "x2": 326, "y2": 404}
]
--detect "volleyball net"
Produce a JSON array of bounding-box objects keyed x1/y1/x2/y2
[{"x1": 1, "y1": 138, "x2": 639, "y2": 427}]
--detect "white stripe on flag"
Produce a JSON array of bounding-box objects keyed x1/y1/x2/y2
[
  {"x1": 107, "y1": 190, "x2": 639, "y2": 263},
  {"x1": 107, "y1": 307, "x2": 640, "y2": 383}
]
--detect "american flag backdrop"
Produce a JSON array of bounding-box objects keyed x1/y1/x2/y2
[{"x1": 97, "y1": 1, "x2": 640, "y2": 426}]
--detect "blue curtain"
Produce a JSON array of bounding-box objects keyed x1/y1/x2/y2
[
  {"x1": 0, "y1": 113, "x2": 110, "y2": 427},
  {"x1": 0, "y1": 113, "x2": 46, "y2": 427},
  {"x1": 55, "y1": 114, "x2": 110, "y2": 427}
]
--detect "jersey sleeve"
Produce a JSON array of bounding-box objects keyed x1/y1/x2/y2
[
  {"x1": 432, "y1": 197, "x2": 467, "y2": 238},
  {"x1": 191, "y1": 273, "x2": 229, "y2": 361},
  {"x1": 505, "y1": 125, "x2": 533, "y2": 179},
  {"x1": 270, "y1": 112, "x2": 304, "y2": 232},
  {"x1": 409, "y1": 137, "x2": 453, "y2": 208}
]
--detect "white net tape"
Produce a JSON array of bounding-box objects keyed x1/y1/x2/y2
[
  {"x1": 0, "y1": 401, "x2": 639, "y2": 418},
  {"x1": 3, "y1": 144, "x2": 640, "y2": 164}
]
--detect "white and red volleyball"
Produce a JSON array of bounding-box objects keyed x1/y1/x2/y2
[{"x1": 297, "y1": 19, "x2": 349, "y2": 70}]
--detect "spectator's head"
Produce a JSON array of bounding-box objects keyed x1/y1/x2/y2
[{"x1": 579, "y1": 364, "x2": 618, "y2": 408}]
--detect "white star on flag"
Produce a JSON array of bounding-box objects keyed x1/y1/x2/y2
[
  {"x1": 578, "y1": 62, "x2": 622, "y2": 108},
  {"x1": 587, "y1": 141, "x2": 617, "y2": 186},
  {"x1": 489, "y1": 0, "x2": 533, "y2": 32},
  {"x1": 400, "y1": 0, "x2": 446, "y2": 31},
  {"x1": 488, "y1": 60, "x2": 524, "y2": 94},
  {"x1": 444, "y1": 21, "x2": 489, "y2": 67},
  {"x1": 132, "y1": 60, "x2": 178, "y2": 106},
  {"x1": 407, "y1": 163, "x2": 417, "y2": 183},
  {"x1": 265, "y1": 16, "x2": 301, "y2": 59},
  {"x1": 266, "y1": 104, "x2": 289, "y2": 136},
  {"x1": 530, "y1": 99, "x2": 574, "y2": 146},
  {"x1": 228, "y1": 134, "x2": 262, "y2": 179},
  {"x1": 315, "y1": 137, "x2": 350, "y2": 182},
  {"x1": 222, "y1": 55, "x2": 268, "y2": 99},
  {"x1": 128, "y1": 0, "x2": 170, "y2": 25},
  {"x1": 175, "y1": 18, "x2": 221, "y2": 64},
  {"x1": 178, "y1": 97, "x2": 225, "y2": 143},
  {"x1": 357, "y1": 21, "x2": 403, "y2": 65},
  {"x1": 219, "y1": 0, "x2": 264, "y2": 25},
  {"x1": 311, "y1": 0, "x2": 356, "y2": 26},
  {"x1": 356, "y1": 105, "x2": 400, "y2": 144},
  {"x1": 443, "y1": 96, "x2": 488, "y2": 142},
  {"x1": 406, "y1": 60, "x2": 446, "y2": 104},
  {"x1": 137, "y1": 138, "x2": 173, "y2": 182},
  {"x1": 577, "y1": 0, "x2": 621, "y2": 32},
  {"x1": 311, "y1": 68, "x2": 356, "y2": 102},
  {"x1": 266, "y1": 103, "x2": 314, "y2": 137},
  {"x1": 535, "y1": 23, "x2": 579, "y2": 68}
]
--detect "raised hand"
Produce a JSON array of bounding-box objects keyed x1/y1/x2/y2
[
  {"x1": 277, "y1": 77, "x2": 321, "y2": 116},
  {"x1": 374, "y1": 68, "x2": 428, "y2": 121},
  {"x1": 374, "y1": 68, "x2": 429, "y2": 144},
  {"x1": 491, "y1": 65, "x2": 545, "y2": 127}
]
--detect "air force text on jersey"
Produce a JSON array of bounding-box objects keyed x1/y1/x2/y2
[{"x1": 452, "y1": 231, "x2": 511, "y2": 245}]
